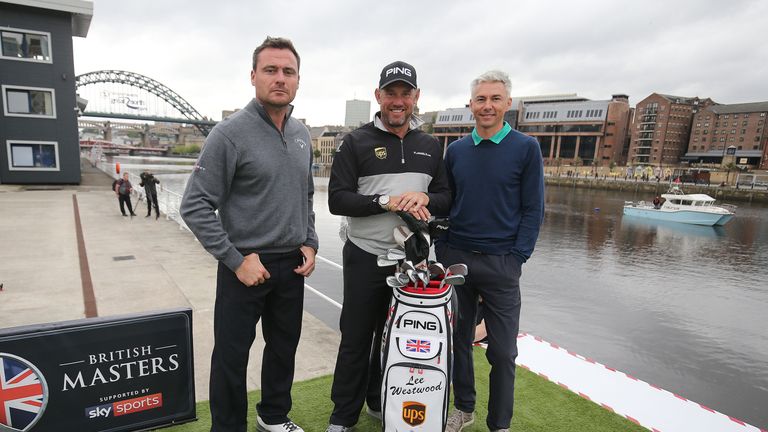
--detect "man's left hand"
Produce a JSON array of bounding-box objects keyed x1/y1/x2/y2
[
  {"x1": 397, "y1": 191, "x2": 431, "y2": 220},
  {"x1": 294, "y1": 245, "x2": 316, "y2": 277}
]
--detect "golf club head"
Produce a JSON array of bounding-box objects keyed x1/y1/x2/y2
[
  {"x1": 377, "y1": 255, "x2": 398, "y2": 267},
  {"x1": 405, "y1": 269, "x2": 418, "y2": 284},
  {"x1": 395, "y1": 272, "x2": 410, "y2": 285},
  {"x1": 401, "y1": 260, "x2": 416, "y2": 274},
  {"x1": 417, "y1": 269, "x2": 430, "y2": 288},
  {"x1": 386, "y1": 248, "x2": 407, "y2": 262},
  {"x1": 428, "y1": 262, "x2": 445, "y2": 279},
  {"x1": 386, "y1": 275, "x2": 405, "y2": 288},
  {"x1": 446, "y1": 263, "x2": 468, "y2": 277},
  {"x1": 442, "y1": 274, "x2": 465, "y2": 286}
]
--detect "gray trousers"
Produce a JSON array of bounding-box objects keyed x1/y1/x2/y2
[{"x1": 436, "y1": 243, "x2": 522, "y2": 430}]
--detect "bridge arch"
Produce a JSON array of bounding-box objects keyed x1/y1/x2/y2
[{"x1": 75, "y1": 70, "x2": 214, "y2": 136}]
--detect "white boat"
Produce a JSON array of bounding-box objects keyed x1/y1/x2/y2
[{"x1": 623, "y1": 186, "x2": 736, "y2": 226}]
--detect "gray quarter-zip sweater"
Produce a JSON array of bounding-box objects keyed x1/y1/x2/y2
[{"x1": 180, "y1": 98, "x2": 318, "y2": 272}]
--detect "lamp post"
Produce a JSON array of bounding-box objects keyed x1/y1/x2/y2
[{"x1": 724, "y1": 145, "x2": 737, "y2": 185}]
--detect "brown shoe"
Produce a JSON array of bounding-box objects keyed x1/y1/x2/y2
[{"x1": 445, "y1": 409, "x2": 474, "y2": 432}]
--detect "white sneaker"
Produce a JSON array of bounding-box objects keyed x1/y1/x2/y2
[
  {"x1": 325, "y1": 424, "x2": 349, "y2": 432},
  {"x1": 445, "y1": 409, "x2": 474, "y2": 432},
  {"x1": 256, "y1": 415, "x2": 304, "y2": 432}
]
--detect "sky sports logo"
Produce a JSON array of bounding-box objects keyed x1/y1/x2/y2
[{"x1": 86, "y1": 393, "x2": 163, "y2": 419}]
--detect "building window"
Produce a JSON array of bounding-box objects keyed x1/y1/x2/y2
[
  {"x1": 0, "y1": 28, "x2": 52, "y2": 62},
  {"x1": 6, "y1": 140, "x2": 60, "y2": 170},
  {"x1": 2, "y1": 85, "x2": 56, "y2": 118}
]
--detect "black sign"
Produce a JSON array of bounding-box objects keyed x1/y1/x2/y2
[{"x1": 0, "y1": 308, "x2": 196, "y2": 432}]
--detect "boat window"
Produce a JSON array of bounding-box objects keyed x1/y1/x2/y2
[
  {"x1": 670, "y1": 199, "x2": 681, "y2": 204},
  {"x1": 681, "y1": 200, "x2": 693, "y2": 205}
]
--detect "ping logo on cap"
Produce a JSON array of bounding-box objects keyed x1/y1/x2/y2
[{"x1": 386, "y1": 66, "x2": 412, "y2": 77}]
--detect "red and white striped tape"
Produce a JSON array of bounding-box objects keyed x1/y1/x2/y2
[{"x1": 476, "y1": 333, "x2": 765, "y2": 432}]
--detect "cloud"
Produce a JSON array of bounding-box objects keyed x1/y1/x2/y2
[{"x1": 74, "y1": 0, "x2": 768, "y2": 126}]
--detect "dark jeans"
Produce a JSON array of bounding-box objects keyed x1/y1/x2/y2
[
  {"x1": 209, "y1": 250, "x2": 304, "y2": 432},
  {"x1": 436, "y1": 243, "x2": 522, "y2": 430},
  {"x1": 146, "y1": 192, "x2": 159, "y2": 216},
  {"x1": 329, "y1": 241, "x2": 393, "y2": 426},
  {"x1": 118, "y1": 194, "x2": 134, "y2": 215}
]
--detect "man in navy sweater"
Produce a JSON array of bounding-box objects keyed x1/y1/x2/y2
[{"x1": 439, "y1": 70, "x2": 544, "y2": 432}]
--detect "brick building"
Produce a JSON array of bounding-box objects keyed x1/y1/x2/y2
[
  {"x1": 627, "y1": 93, "x2": 714, "y2": 168},
  {"x1": 684, "y1": 102, "x2": 768, "y2": 168}
]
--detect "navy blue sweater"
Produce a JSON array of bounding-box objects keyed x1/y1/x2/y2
[{"x1": 444, "y1": 128, "x2": 544, "y2": 263}]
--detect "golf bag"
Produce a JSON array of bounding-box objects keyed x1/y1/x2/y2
[{"x1": 380, "y1": 278, "x2": 454, "y2": 431}]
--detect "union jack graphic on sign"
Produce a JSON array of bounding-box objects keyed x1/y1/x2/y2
[
  {"x1": 405, "y1": 339, "x2": 431, "y2": 353},
  {"x1": 0, "y1": 353, "x2": 48, "y2": 431}
]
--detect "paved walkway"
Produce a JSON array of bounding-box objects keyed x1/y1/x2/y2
[{"x1": 0, "y1": 160, "x2": 340, "y2": 401}]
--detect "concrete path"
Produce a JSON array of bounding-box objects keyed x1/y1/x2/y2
[{"x1": 0, "y1": 160, "x2": 340, "y2": 402}]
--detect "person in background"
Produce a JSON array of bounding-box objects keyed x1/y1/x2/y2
[
  {"x1": 114, "y1": 172, "x2": 137, "y2": 217},
  {"x1": 325, "y1": 60, "x2": 451, "y2": 432},
  {"x1": 180, "y1": 36, "x2": 317, "y2": 432},
  {"x1": 139, "y1": 171, "x2": 161, "y2": 219},
  {"x1": 438, "y1": 70, "x2": 545, "y2": 432}
]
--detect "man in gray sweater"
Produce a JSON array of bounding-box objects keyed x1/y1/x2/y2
[{"x1": 180, "y1": 36, "x2": 318, "y2": 432}]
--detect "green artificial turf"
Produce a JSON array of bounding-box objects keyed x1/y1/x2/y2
[{"x1": 160, "y1": 347, "x2": 648, "y2": 431}]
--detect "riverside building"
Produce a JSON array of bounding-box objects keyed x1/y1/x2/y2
[
  {"x1": 0, "y1": 0, "x2": 92, "y2": 184},
  {"x1": 432, "y1": 95, "x2": 576, "y2": 154},
  {"x1": 517, "y1": 94, "x2": 633, "y2": 167},
  {"x1": 627, "y1": 93, "x2": 714, "y2": 169},
  {"x1": 684, "y1": 101, "x2": 768, "y2": 169}
]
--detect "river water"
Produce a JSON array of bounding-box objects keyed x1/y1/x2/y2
[{"x1": 110, "y1": 155, "x2": 768, "y2": 428}]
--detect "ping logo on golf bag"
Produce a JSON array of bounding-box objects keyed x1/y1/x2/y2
[
  {"x1": 402, "y1": 319, "x2": 437, "y2": 331},
  {"x1": 402, "y1": 401, "x2": 426, "y2": 426},
  {"x1": 397, "y1": 311, "x2": 441, "y2": 333}
]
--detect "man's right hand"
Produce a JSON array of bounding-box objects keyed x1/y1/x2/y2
[
  {"x1": 235, "y1": 253, "x2": 271, "y2": 286},
  {"x1": 388, "y1": 193, "x2": 431, "y2": 221}
]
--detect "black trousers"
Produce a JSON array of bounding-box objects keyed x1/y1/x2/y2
[
  {"x1": 209, "y1": 250, "x2": 304, "y2": 432},
  {"x1": 436, "y1": 243, "x2": 522, "y2": 430},
  {"x1": 145, "y1": 192, "x2": 159, "y2": 216},
  {"x1": 329, "y1": 241, "x2": 393, "y2": 426},
  {"x1": 118, "y1": 194, "x2": 134, "y2": 215}
]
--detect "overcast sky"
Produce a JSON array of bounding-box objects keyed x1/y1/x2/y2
[{"x1": 73, "y1": 0, "x2": 768, "y2": 126}]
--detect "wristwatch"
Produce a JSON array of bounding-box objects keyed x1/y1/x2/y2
[{"x1": 378, "y1": 194, "x2": 390, "y2": 210}]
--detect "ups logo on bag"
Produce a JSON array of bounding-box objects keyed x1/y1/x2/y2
[
  {"x1": 402, "y1": 401, "x2": 426, "y2": 426},
  {"x1": 375, "y1": 147, "x2": 387, "y2": 159}
]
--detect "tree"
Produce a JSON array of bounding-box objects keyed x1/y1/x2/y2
[{"x1": 313, "y1": 149, "x2": 321, "y2": 159}]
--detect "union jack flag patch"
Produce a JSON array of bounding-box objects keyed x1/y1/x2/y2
[{"x1": 405, "y1": 339, "x2": 431, "y2": 353}]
